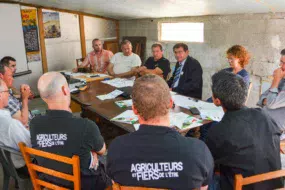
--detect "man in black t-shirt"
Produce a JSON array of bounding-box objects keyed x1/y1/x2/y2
[
  {"x1": 206, "y1": 71, "x2": 282, "y2": 190},
  {"x1": 137, "y1": 43, "x2": 171, "y2": 80},
  {"x1": 30, "y1": 72, "x2": 110, "y2": 190},
  {"x1": 107, "y1": 75, "x2": 214, "y2": 189}
]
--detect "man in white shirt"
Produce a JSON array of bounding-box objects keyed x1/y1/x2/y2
[
  {"x1": 108, "y1": 40, "x2": 141, "y2": 78},
  {"x1": 0, "y1": 78, "x2": 31, "y2": 175}
]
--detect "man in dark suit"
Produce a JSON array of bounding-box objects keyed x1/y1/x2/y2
[{"x1": 168, "y1": 43, "x2": 203, "y2": 99}]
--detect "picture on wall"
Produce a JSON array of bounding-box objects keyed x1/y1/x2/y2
[
  {"x1": 43, "y1": 12, "x2": 61, "y2": 38},
  {"x1": 21, "y1": 9, "x2": 41, "y2": 62}
]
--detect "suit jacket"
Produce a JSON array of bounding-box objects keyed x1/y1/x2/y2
[{"x1": 168, "y1": 56, "x2": 203, "y2": 99}]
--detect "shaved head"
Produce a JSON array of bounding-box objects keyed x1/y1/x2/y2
[{"x1": 38, "y1": 72, "x2": 67, "y2": 99}]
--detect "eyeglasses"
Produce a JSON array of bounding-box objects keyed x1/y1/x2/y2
[{"x1": 0, "y1": 89, "x2": 12, "y2": 94}]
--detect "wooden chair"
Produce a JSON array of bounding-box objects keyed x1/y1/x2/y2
[
  {"x1": 106, "y1": 182, "x2": 168, "y2": 190},
  {"x1": 234, "y1": 170, "x2": 285, "y2": 190},
  {"x1": 76, "y1": 58, "x2": 84, "y2": 67},
  {"x1": 280, "y1": 140, "x2": 285, "y2": 154},
  {"x1": 19, "y1": 142, "x2": 80, "y2": 190}
]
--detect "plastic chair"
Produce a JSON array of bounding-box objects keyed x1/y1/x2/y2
[
  {"x1": 0, "y1": 145, "x2": 31, "y2": 190},
  {"x1": 19, "y1": 142, "x2": 80, "y2": 190},
  {"x1": 234, "y1": 170, "x2": 285, "y2": 190}
]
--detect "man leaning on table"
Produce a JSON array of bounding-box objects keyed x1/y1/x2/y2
[
  {"x1": 167, "y1": 43, "x2": 203, "y2": 99},
  {"x1": 73, "y1": 38, "x2": 113, "y2": 73},
  {"x1": 107, "y1": 40, "x2": 141, "y2": 78},
  {"x1": 107, "y1": 74, "x2": 214, "y2": 190}
]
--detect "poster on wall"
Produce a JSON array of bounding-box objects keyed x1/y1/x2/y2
[
  {"x1": 21, "y1": 9, "x2": 41, "y2": 62},
  {"x1": 43, "y1": 12, "x2": 61, "y2": 38}
]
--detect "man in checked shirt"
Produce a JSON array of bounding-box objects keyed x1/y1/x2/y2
[{"x1": 0, "y1": 64, "x2": 33, "y2": 127}]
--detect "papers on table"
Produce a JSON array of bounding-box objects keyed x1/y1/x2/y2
[
  {"x1": 101, "y1": 78, "x2": 134, "y2": 88},
  {"x1": 115, "y1": 99, "x2": 133, "y2": 108},
  {"x1": 170, "y1": 112, "x2": 203, "y2": 130},
  {"x1": 172, "y1": 95, "x2": 224, "y2": 122},
  {"x1": 131, "y1": 112, "x2": 202, "y2": 131},
  {"x1": 96, "y1": 89, "x2": 123, "y2": 101},
  {"x1": 111, "y1": 110, "x2": 138, "y2": 124}
]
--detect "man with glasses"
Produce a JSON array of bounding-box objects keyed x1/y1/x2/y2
[
  {"x1": 257, "y1": 49, "x2": 285, "y2": 131},
  {"x1": 0, "y1": 78, "x2": 31, "y2": 176},
  {"x1": 0, "y1": 64, "x2": 32, "y2": 127}
]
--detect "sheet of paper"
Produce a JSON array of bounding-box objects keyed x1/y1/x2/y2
[
  {"x1": 115, "y1": 99, "x2": 133, "y2": 108},
  {"x1": 170, "y1": 112, "x2": 203, "y2": 129},
  {"x1": 63, "y1": 71, "x2": 85, "y2": 77},
  {"x1": 97, "y1": 89, "x2": 123, "y2": 101},
  {"x1": 101, "y1": 78, "x2": 135, "y2": 88},
  {"x1": 111, "y1": 110, "x2": 138, "y2": 124},
  {"x1": 133, "y1": 124, "x2": 140, "y2": 131}
]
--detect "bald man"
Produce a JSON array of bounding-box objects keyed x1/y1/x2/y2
[{"x1": 30, "y1": 72, "x2": 110, "y2": 189}]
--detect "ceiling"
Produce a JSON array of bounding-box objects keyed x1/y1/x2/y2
[{"x1": 13, "y1": 0, "x2": 285, "y2": 19}]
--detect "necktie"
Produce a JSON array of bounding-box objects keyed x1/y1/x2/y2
[{"x1": 172, "y1": 63, "x2": 182, "y2": 88}]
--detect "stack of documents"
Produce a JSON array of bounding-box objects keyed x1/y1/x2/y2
[
  {"x1": 96, "y1": 89, "x2": 123, "y2": 101},
  {"x1": 101, "y1": 78, "x2": 135, "y2": 88}
]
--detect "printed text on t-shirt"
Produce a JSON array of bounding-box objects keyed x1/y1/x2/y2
[
  {"x1": 36, "y1": 134, "x2": 67, "y2": 147},
  {"x1": 131, "y1": 162, "x2": 183, "y2": 181}
]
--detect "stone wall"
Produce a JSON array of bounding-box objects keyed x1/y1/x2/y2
[{"x1": 119, "y1": 13, "x2": 285, "y2": 107}]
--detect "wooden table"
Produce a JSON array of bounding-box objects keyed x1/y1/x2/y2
[{"x1": 71, "y1": 80, "x2": 208, "y2": 133}]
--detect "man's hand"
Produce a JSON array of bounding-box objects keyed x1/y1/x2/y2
[
  {"x1": 20, "y1": 84, "x2": 31, "y2": 100},
  {"x1": 90, "y1": 151, "x2": 99, "y2": 170},
  {"x1": 138, "y1": 66, "x2": 147, "y2": 72},
  {"x1": 271, "y1": 68, "x2": 285, "y2": 89},
  {"x1": 72, "y1": 68, "x2": 78, "y2": 73},
  {"x1": 262, "y1": 98, "x2": 267, "y2": 106},
  {"x1": 131, "y1": 67, "x2": 140, "y2": 74}
]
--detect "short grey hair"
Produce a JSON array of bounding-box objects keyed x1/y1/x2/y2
[
  {"x1": 211, "y1": 70, "x2": 247, "y2": 111},
  {"x1": 38, "y1": 72, "x2": 67, "y2": 99},
  {"x1": 121, "y1": 39, "x2": 132, "y2": 47}
]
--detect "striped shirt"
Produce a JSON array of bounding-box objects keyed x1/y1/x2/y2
[{"x1": 81, "y1": 49, "x2": 113, "y2": 73}]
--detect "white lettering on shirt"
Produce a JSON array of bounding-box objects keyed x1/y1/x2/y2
[
  {"x1": 130, "y1": 162, "x2": 183, "y2": 181},
  {"x1": 36, "y1": 134, "x2": 67, "y2": 148}
]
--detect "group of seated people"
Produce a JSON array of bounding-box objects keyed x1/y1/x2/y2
[{"x1": 0, "y1": 38, "x2": 284, "y2": 190}]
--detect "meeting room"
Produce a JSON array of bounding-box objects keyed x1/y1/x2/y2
[{"x1": 0, "y1": 0, "x2": 285, "y2": 189}]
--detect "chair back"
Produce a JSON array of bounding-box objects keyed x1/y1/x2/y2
[
  {"x1": 19, "y1": 142, "x2": 80, "y2": 190},
  {"x1": 234, "y1": 170, "x2": 285, "y2": 190},
  {"x1": 106, "y1": 182, "x2": 168, "y2": 190},
  {"x1": 0, "y1": 145, "x2": 21, "y2": 179}
]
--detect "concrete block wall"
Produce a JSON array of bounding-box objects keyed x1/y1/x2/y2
[{"x1": 120, "y1": 13, "x2": 285, "y2": 107}]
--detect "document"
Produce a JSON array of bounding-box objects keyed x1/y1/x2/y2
[
  {"x1": 111, "y1": 110, "x2": 138, "y2": 124},
  {"x1": 170, "y1": 112, "x2": 203, "y2": 130},
  {"x1": 115, "y1": 99, "x2": 133, "y2": 108},
  {"x1": 96, "y1": 89, "x2": 123, "y2": 100},
  {"x1": 101, "y1": 78, "x2": 135, "y2": 88}
]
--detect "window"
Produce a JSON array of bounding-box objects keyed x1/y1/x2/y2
[{"x1": 160, "y1": 22, "x2": 204, "y2": 42}]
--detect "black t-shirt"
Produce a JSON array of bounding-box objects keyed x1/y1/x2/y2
[
  {"x1": 107, "y1": 125, "x2": 214, "y2": 189},
  {"x1": 30, "y1": 110, "x2": 104, "y2": 186},
  {"x1": 144, "y1": 57, "x2": 171, "y2": 79},
  {"x1": 206, "y1": 107, "x2": 282, "y2": 190}
]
